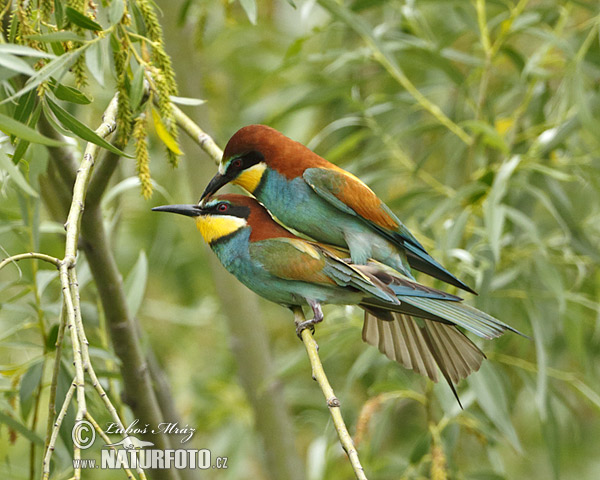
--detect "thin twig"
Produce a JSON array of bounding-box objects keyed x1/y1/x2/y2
[
  {"x1": 293, "y1": 307, "x2": 368, "y2": 480},
  {"x1": 43, "y1": 306, "x2": 67, "y2": 455},
  {"x1": 170, "y1": 104, "x2": 223, "y2": 163},
  {"x1": 85, "y1": 412, "x2": 144, "y2": 480},
  {"x1": 0, "y1": 252, "x2": 61, "y2": 271},
  {"x1": 42, "y1": 380, "x2": 76, "y2": 477}
]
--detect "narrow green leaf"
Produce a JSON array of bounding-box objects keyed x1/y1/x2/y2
[
  {"x1": 52, "y1": 82, "x2": 92, "y2": 104},
  {"x1": 130, "y1": 66, "x2": 146, "y2": 111},
  {"x1": 0, "y1": 52, "x2": 35, "y2": 75},
  {"x1": 409, "y1": 432, "x2": 431, "y2": 464},
  {"x1": 45, "y1": 97, "x2": 132, "y2": 157},
  {"x1": 0, "y1": 151, "x2": 39, "y2": 197},
  {"x1": 56, "y1": 363, "x2": 75, "y2": 457},
  {"x1": 151, "y1": 108, "x2": 182, "y2": 154},
  {"x1": 46, "y1": 324, "x2": 60, "y2": 352},
  {"x1": 65, "y1": 7, "x2": 103, "y2": 31},
  {"x1": 25, "y1": 31, "x2": 85, "y2": 43},
  {"x1": 169, "y1": 95, "x2": 205, "y2": 106},
  {"x1": 239, "y1": 0, "x2": 257, "y2": 24},
  {"x1": 55, "y1": 0, "x2": 66, "y2": 29},
  {"x1": 0, "y1": 44, "x2": 57, "y2": 58},
  {"x1": 0, "y1": 410, "x2": 44, "y2": 445},
  {"x1": 124, "y1": 250, "x2": 148, "y2": 317},
  {"x1": 463, "y1": 120, "x2": 509, "y2": 154},
  {"x1": 0, "y1": 112, "x2": 65, "y2": 147},
  {"x1": 14, "y1": 89, "x2": 37, "y2": 124},
  {"x1": 12, "y1": 101, "x2": 45, "y2": 165},
  {"x1": 19, "y1": 360, "x2": 43, "y2": 420}
]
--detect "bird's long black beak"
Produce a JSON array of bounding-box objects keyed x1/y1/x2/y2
[
  {"x1": 152, "y1": 204, "x2": 204, "y2": 217},
  {"x1": 200, "y1": 173, "x2": 229, "y2": 202}
]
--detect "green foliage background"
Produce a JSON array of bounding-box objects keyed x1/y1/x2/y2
[{"x1": 1, "y1": 0, "x2": 599, "y2": 479}]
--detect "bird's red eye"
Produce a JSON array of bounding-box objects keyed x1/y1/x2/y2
[
  {"x1": 232, "y1": 158, "x2": 243, "y2": 169},
  {"x1": 217, "y1": 203, "x2": 229, "y2": 212}
]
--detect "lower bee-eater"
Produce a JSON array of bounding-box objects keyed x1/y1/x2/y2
[{"x1": 153, "y1": 194, "x2": 521, "y2": 400}]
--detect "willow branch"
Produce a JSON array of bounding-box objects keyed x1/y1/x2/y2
[{"x1": 292, "y1": 307, "x2": 368, "y2": 480}]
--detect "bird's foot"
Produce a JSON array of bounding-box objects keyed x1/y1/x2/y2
[{"x1": 295, "y1": 315, "x2": 323, "y2": 339}]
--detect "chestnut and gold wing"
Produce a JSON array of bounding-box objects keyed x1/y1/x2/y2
[
  {"x1": 302, "y1": 167, "x2": 424, "y2": 248},
  {"x1": 248, "y1": 237, "x2": 398, "y2": 303}
]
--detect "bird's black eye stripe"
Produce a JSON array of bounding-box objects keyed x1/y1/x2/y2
[
  {"x1": 208, "y1": 202, "x2": 251, "y2": 219},
  {"x1": 226, "y1": 150, "x2": 264, "y2": 175}
]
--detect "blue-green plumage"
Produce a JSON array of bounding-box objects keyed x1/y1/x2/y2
[{"x1": 255, "y1": 167, "x2": 415, "y2": 277}]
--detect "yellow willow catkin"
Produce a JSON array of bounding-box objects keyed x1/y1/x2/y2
[
  {"x1": 40, "y1": 0, "x2": 54, "y2": 22},
  {"x1": 136, "y1": 0, "x2": 177, "y2": 96},
  {"x1": 431, "y1": 443, "x2": 448, "y2": 480},
  {"x1": 113, "y1": 41, "x2": 133, "y2": 144},
  {"x1": 133, "y1": 114, "x2": 152, "y2": 199}
]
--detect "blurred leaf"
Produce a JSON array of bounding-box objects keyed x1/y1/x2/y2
[
  {"x1": 238, "y1": 0, "x2": 257, "y2": 24},
  {"x1": 169, "y1": 95, "x2": 205, "y2": 106},
  {"x1": 130, "y1": 66, "x2": 145, "y2": 111},
  {"x1": 45, "y1": 97, "x2": 131, "y2": 157},
  {"x1": 463, "y1": 120, "x2": 509, "y2": 154},
  {"x1": 65, "y1": 7, "x2": 103, "y2": 31},
  {"x1": 0, "y1": 48, "x2": 84, "y2": 104},
  {"x1": 0, "y1": 151, "x2": 39, "y2": 197},
  {"x1": 409, "y1": 432, "x2": 431, "y2": 464},
  {"x1": 0, "y1": 44, "x2": 57, "y2": 58},
  {"x1": 124, "y1": 250, "x2": 148, "y2": 318},
  {"x1": 19, "y1": 360, "x2": 43, "y2": 420},
  {"x1": 469, "y1": 362, "x2": 522, "y2": 452},
  {"x1": 102, "y1": 176, "x2": 172, "y2": 206},
  {"x1": 46, "y1": 323, "x2": 60, "y2": 351},
  {"x1": 0, "y1": 52, "x2": 35, "y2": 75},
  {"x1": 484, "y1": 155, "x2": 521, "y2": 262},
  {"x1": 56, "y1": 363, "x2": 75, "y2": 457},
  {"x1": 467, "y1": 473, "x2": 506, "y2": 480},
  {"x1": 25, "y1": 31, "x2": 85, "y2": 43},
  {"x1": 542, "y1": 398, "x2": 561, "y2": 480},
  {"x1": 85, "y1": 40, "x2": 105, "y2": 86},
  {"x1": 0, "y1": 410, "x2": 44, "y2": 445},
  {"x1": 108, "y1": 0, "x2": 125, "y2": 25},
  {"x1": 306, "y1": 436, "x2": 327, "y2": 480}
]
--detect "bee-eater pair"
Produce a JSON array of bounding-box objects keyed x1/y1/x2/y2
[{"x1": 154, "y1": 125, "x2": 522, "y2": 400}]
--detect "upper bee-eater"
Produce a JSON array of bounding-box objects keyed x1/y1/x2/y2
[
  {"x1": 153, "y1": 194, "x2": 521, "y2": 400},
  {"x1": 200, "y1": 124, "x2": 476, "y2": 294}
]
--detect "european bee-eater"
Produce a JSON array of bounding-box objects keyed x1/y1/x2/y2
[
  {"x1": 153, "y1": 194, "x2": 520, "y2": 399},
  {"x1": 200, "y1": 125, "x2": 476, "y2": 294}
]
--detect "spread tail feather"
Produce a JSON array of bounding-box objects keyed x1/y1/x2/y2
[{"x1": 362, "y1": 312, "x2": 485, "y2": 405}]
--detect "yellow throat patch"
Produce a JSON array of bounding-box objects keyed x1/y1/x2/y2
[
  {"x1": 195, "y1": 215, "x2": 247, "y2": 244},
  {"x1": 233, "y1": 163, "x2": 266, "y2": 193}
]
